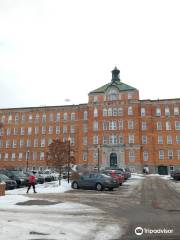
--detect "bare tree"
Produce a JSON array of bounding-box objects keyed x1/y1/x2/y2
[{"x1": 46, "y1": 139, "x2": 74, "y2": 185}]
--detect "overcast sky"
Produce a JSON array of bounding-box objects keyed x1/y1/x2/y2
[{"x1": 0, "y1": 0, "x2": 180, "y2": 108}]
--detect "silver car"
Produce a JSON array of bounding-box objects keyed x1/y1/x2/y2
[{"x1": 71, "y1": 172, "x2": 119, "y2": 191}]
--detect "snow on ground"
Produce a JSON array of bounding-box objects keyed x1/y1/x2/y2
[{"x1": 0, "y1": 179, "x2": 124, "y2": 240}]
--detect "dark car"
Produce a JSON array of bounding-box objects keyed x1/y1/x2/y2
[
  {"x1": 0, "y1": 174, "x2": 17, "y2": 190},
  {"x1": 24, "y1": 172, "x2": 45, "y2": 184},
  {"x1": 0, "y1": 169, "x2": 28, "y2": 187},
  {"x1": 171, "y1": 169, "x2": 180, "y2": 180},
  {"x1": 71, "y1": 172, "x2": 119, "y2": 191}
]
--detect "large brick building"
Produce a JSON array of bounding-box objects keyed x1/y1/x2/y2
[{"x1": 0, "y1": 67, "x2": 180, "y2": 174}]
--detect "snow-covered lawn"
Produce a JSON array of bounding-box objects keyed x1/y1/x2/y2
[{"x1": 0, "y1": 180, "x2": 123, "y2": 240}]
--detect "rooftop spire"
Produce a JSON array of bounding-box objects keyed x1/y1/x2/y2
[{"x1": 111, "y1": 66, "x2": 120, "y2": 82}]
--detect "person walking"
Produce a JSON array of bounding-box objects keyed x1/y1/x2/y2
[{"x1": 26, "y1": 171, "x2": 37, "y2": 193}]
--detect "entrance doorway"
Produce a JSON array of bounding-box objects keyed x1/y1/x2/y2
[
  {"x1": 158, "y1": 165, "x2": 168, "y2": 175},
  {"x1": 110, "y1": 153, "x2": 117, "y2": 168}
]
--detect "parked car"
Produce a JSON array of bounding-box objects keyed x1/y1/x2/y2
[
  {"x1": 0, "y1": 174, "x2": 17, "y2": 190},
  {"x1": 171, "y1": 169, "x2": 180, "y2": 180},
  {"x1": 102, "y1": 170, "x2": 124, "y2": 185},
  {"x1": 71, "y1": 172, "x2": 119, "y2": 191},
  {"x1": 24, "y1": 172, "x2": 45, "y2": 184},
  {"x1": 109, "y1": 168, "x2": 131, "y2": 180},
  {"x1": 0, "y1": 169, "x2": 28, "y2": 187}
]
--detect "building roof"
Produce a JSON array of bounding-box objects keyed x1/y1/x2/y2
[
  {"x1": 89, "y1": 79, "x2": 137, "y2": 94},
  {"x1": 89, "y1": 67, "x2": 137, "y2": 95}
]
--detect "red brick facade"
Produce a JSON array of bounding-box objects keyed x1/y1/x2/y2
[{"x1": 0, "y1": 68, "x2": 180, "y2": 174}]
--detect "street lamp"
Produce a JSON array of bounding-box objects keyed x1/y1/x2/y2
[
  {"x1": 26, "y1": 150, "x2": 30, "y2": 172},
  {"x1": 67, "y1": 137, "x2": 71, "y2": 183}
]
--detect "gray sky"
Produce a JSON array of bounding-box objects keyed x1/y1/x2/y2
[{"x1": 0, "y1": 0, "x2": 180, "y2": 108}]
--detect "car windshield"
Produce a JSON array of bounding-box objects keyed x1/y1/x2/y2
[{"x1": 0, "y1": 174, "x2": 9, "y2": 180}]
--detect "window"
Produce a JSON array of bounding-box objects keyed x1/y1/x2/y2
[
  {"x1": 109, "y1": 135, "x2": 117, "y2": 144},
  {"x1": 83, "y1": 136, "x2": 87, "y2": 145},
  {"x1": 14, "y1": 128, "x2": 18, "y2": 135},
  {"x1": 168, "y1": 150, "x2": 173, "y2": 160},
  {"x1": 93, "y1": 96, "x2": 98, "y2": 102},
  {"x1": 41, "y1": 138, "x2": 45, "y2": 147},
  {"x1": 13, "y1": 139, "x2": 17, "y2": 148},
  {"x1": 56, "y1": 113, "x2": 60, "y2": 122},
  {"x1": 48, "y1": 138, "x2": 52, "y2": 145},
  {"x1": 119, "y1": 120, "x2": 124, "y2": 130},
  {"x1": 93, "y1": 135, "x2": 98, "y2": 144},
  {"x1": 103, "y1": 121, "x2": 108, "y2": 130},
  {"x1": 20, "y1": 127, "x2": 25, "y2": 135},
  {"x1": 40, "y1": 152, "x2": 44, "y2": 160},
  {"x1": 141, "y1": 108, "x2": 146, "y2": 116},
  {"x1": 93, "y1": 150, "x2": 98, "y2": 161},
  {"x1": 1, "y1": 115, "x2": 5, "y2": 124},
  {"x1": 83, "y1": 111, "x2": 88, "y2": 120},
  {"x1": 28, "y1": 127, "x2": 32, "y2": 135},
  {"x1": 103, "y1": 108, "x2": 107, "y2": 116},
  {"x1": 42, "y1": 113, "x2": 46, "y2": 123},
  {"x1": 49, "y1": 113, "x2": 53, "y2": 122},
  {"x1": 108, "y1": 108, "x2": 112, "y2": 116},
  {"x1": 56, "y1": 126, "x2": 60, "y2": 134},
  {"x1": 159, "y1": 150, "x2": 164, "y2": 160},
  {"x1": 156, "y1": 107, "x2": 161, "y2": 116},
  {"x1": 158, "y1": 135, "x2": 163, "y2": 144},
  {"x1": 128, "y1": 106, "x2": 133, "y2": 115},
  {"x1": 19, "y1": 153, "x2": 23, "y2": 160},
  {"x1": 109, "y1": 121, "x2": 117, "y2": 130},
  {"x1": 103, "y1": 135, "x2": 108, "y2": 144},
  {"x1": 0, "y1": 129, "x2": 4, "y2": 136},
  {"x1": 11, "y1": 153, "x2": 16, "y2": 161},
  {"x1": 128, "y1": 120, "x2": 134, "y2": 129},
  {"x1": 8, "y1": 115, "x2": 12, "y2": 124},
  {"x1": 128, "y1": 92, "x2": 132, "y2": 100},
  {"x1": 143, "y1": 151, "x2": 148, "y2": 161},
  {"x1": 107, "y1": 87, "x2": 118, "y2": 101},
  {"x1": 165, "y1": 107, "x2": 170, "y2": 116},
  {"x1": 71, "y1": 112, "x2": 75, "y2": 121},
  {"x1": 175, "y1": 121, "x2": 180, "y2": 130},
  {"x1": 20, "y1": 139, "x2": 24, "y2": 148},
  {"x1": 6, "y1": 140, "x2": 10, "y2": 148},
  {"x1": 113, "y1": 108, "x2": 117, "y2": 116},
  {"x1": 142, "y1": 136, "x2": 147, "y2": 144},
  {"x1": 21, "y1": 114, "x2": 26, "y2": 123},
  {"x1": 176, "y1": 135, "x2": 180, "y2": 144},
  {"x1": 142, "y1": 122, "x2": 147, "y2": 130},
  {"x1": 34, "y1": 139, "x2": 38, "y2": 147},
  {"x1": 70, "y1": 136, "x2": 74, "y2": 145},
  {"x1": 27, "y1": 139, "x2": 31, "y2": 147},
  {"x1": 35, "y1": 114, "x2": 40, "y2": 123},
  {"x1": 167, "y1": 135, "x2": 172, "y2": 144},
  {"x1": 83, "y1": 124, "x2": 88, "y2": 133},
  {"x1": 6, "y1": 128, "x2": 11, "y2": 136},
  {"x1": 63, "y1": 112, "x2": 67, "y2": 121},
  {"x1": 63, "y1": 125, "x2": 67, "y2": 133},
  {"x1": 119, "y1": 135, "x2": 124, "y2": 144},
  {"x1": 0, "y1": 140, "x2": 3, "y2": 148},
  {"x1": 93, "y1": 121, "x2": 98, "y2": 131},
  {"x1": 33, "y1": 152, "x2": 37, "y2": 160},
  {"x1": 42, "y1": 126, "x2": 46, "y2": 134},
  {"x1": 48, "y1": 126, "x2": 53, "y2": 134},
  {"x1": 29, "y1": 114, "x2": 33, "y2": 123},
  {"x1": 94, "y1": 108, "x2": 98, "y2": 117},
  {"x1": 129, "y1": 150, "x2": 135, "y2": 161},
  {"x1": 70, "y1": 125, "x2": 75, "y2": 133},
  {"x1": 157, "y1": 122, "x2": 162, "y2": 130},
  {"x1": 118, "y1": 107, "x2": 123, "y2": 116},
  {"x1": 83, "y1": 152, "x2": 87, "y2": 161},
  {"x1": 177, "y1": 150, "x2": 180, "y2": 160},
  {"x1": 15, "y1": 114, "x2": 19, "y2": 124},
  {"x1": 0, "y1": 153, "x2": 1, "y2": 160},
  {"x1": 174, "y1": 107, "x2": 179, "y2": 116},
  {"x1": 128, "y1": 135, "x2": 134, "y2": 144},
  {"x1": 166, "y1": 121, "x2": 171, "y2": 130},
  {"x1": 34, "y1": 127, "x2": 39, "y2": 135},
  {"x1": 5, "y1": 153, "x2": 9, "y2": 160}
]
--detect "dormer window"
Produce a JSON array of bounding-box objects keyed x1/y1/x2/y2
[{"x1": 106, "y1": 87, "x2": 118, "y2": 101}]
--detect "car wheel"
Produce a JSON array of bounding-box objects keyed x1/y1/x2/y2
[
  {"x1": 72, "y1": 181, "x2": 79, "y2": 189},
  {"x1": 96, "y1": 183, "x2": 103, "y2": 191},
  {"x1": 109, "y1": 187, "x2": 113, "y2": 191},
  {"x1": 119, "y1": 183, "x2": 122, "y2": 186}
]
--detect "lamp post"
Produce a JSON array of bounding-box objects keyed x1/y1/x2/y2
[
  {"x1": 67, "y1": 138, "x2": 71, "y2": 183},
  {"x1": 26, "y1": 150, "x2": 30, "y2": 172}
]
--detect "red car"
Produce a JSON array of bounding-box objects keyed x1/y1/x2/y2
[{"x1": 103, "y1": 170, "x2": 124, "y2": 185}]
